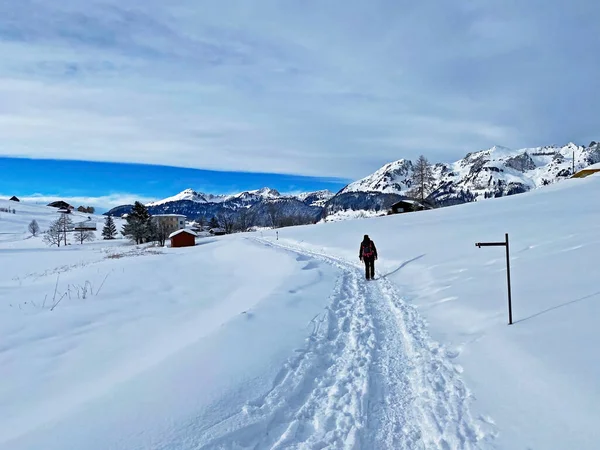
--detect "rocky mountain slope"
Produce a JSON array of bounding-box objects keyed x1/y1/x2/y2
[
  {"x1": 342, "y1": 142, "x2": 600, "y2": 207},
  {"x1": 106, "y1": 141, "x2": 600, "y2": 227}
]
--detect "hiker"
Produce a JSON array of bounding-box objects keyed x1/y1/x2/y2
[{"x1": 359, "y1": 234, "x2": 378, "y2": 280}]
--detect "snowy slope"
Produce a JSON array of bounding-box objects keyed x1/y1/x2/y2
[
  {"x1": 341, "y1": 159, "x2": 413, "y2": 194},
  {"x1": 270, "y1": 172, "x2": 600, "y2": 449},
  {"x1": 2, "y1": 174, "x2": 600, "y2": 449},
  {"x1": 0, "y1": 199, "x2": 126, "y2": 243},
  {"x1": 295, "y1": 189, "x2": 335, "y2": 207}
]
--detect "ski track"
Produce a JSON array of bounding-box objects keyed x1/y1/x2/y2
[{"x1": 196, "y1": 239, "x2": 495, "y2": 449}]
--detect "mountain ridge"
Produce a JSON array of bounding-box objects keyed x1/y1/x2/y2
[{"x1": 105, "y1": 141, "x2": 600, "y2": 226}]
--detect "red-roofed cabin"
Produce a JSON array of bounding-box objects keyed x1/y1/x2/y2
[{"x1": 169, "y1": 229, "x2": 197, "y2": 248}]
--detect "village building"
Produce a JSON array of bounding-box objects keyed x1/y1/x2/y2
[{"x1": 152, "y1": 214, "x2": 186, "y2": 235}]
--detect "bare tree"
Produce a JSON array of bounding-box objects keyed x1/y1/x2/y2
[
  {"x1": 28, "y1": 219, "x2": 40, "y2": 236},
  {"x1": 75, "y1": 229, "x2": 95, "y2": 244},
  {"x1": 236, "y1": 208, "x2": 254, "y2": 232},
  {"x1": 197, "y1": 216, "x2": 206, "y2": 230},
  {"x1": 154, "y1": 222, "x2": 170, "y2": 246},
  {"x1": 56, "y1": 213, "x2": 74, "y2": 246},
  {"x1": 217, "y1": 212, "x2": 236, "y2": 234},
  {"x1": 266, "y1": 202, "x2": 280, "y2": 228},
  {"x1": 43, "y1": 220, "x2": 63, "y2": 247},
  {"x1": 410, "y1": 155, "x2": 435, "y2": 202}
]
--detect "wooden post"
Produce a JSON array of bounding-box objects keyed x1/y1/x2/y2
[
  {"x1": 505, "y1": 233, "x2": 512, "y2": 325},
  {"x1": 476, "y1": 233, "x2": 514, "y2": 325}
]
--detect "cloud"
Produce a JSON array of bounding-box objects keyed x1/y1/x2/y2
[
  {"x1": 1, "y1": 193, "x2": 158, "y2": 212},
  {"x1": 0, "y1": 0, "x2": 598, "y2": 179}
]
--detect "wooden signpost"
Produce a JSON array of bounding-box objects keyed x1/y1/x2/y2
[{"x1": 476, "y1": 233, "x2": 513, "y2": 325}]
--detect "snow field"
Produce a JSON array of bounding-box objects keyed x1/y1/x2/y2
[
  {"x1": 266, "y1": 174, "x2": 600, "y2": 449},
  {"x1": 2, "y1": 173, "x2": 600, "y2": 449},
  {"x1": 0, "y1": 232, "x2": 341, "y2": 449},
  {"x1": 236, "y1": 239, "x2": 495, "y2": 449}
]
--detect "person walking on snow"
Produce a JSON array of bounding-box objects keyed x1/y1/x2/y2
[{"x1": 359, "y1": 234, "x2": 378, "y2": 280}]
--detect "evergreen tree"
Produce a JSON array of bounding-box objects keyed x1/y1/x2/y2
[
  {"x1": 102, "y1": 215, "x2": 117, "y2": 240},
  {"x1": 146, "y1": 218, "x2": 158, "y2": 244},
  {"x1": 409, "y1": 155, "x2": 435, "y2": 202},
  {"x1": 121, "y1": 201, "x2": 152, "y2": 244}
]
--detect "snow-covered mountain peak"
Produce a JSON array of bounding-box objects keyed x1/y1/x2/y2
[
  {"x1": 146, "y1": 189, "x2": 207, "y2": 207},
  {"x1": 232, "y1": 187, "x2": 282, "y2": 201},
  {"x1": 336, "y1": 141, "x2": 599, "y2": 206},
  {"x1": 341, "y1": 158, "x2": 413, "y2": 195},
  {"x1": 253, "y1": 187, "x2": 282, "y2": 198},
  {"x1": 296, "y1": 190, "x2": 334, "y2": 201},
  {"x1": 295, "y1": 190, "x2": 335, "y2": 207}
]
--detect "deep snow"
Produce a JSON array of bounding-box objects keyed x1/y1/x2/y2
[
  {"x1": 270, "y1": 173, "x2": 600, "y2": 449},
  {"x1": 1, "y1": 173, "x2": 600, "y2": 449}
]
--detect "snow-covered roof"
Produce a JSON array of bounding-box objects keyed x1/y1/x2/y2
[
  {"x1": 169, "y1": 228, "x2": 198, "y2": 238},
  {"x1": 154, "y1": 214, "x2": 187, "y2": 218}
]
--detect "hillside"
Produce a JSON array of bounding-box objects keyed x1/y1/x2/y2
[
  {"x1": 271, "y1": 171, "x2": 600, "y2": 449},
  {"x1": 0, "y1": 199, "x2": 126, "y2": 244},
  {"x1": 343, "y1": 142, "x2": 600, "y2": 206},
  {"x1": 0, "y1": 174, "x2": 600, "y2": 450},
  {"x1": 1, "y1": 171, "x2": 599, "y2": 449}
]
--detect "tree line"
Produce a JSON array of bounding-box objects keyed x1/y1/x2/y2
[{"x1": 38, "y1": 214, "x2": 95, "y2": 247}]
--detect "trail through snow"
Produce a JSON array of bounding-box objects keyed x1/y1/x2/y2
[{"x1": 198, "y1": 238, "x2": 496, "y2": 449}]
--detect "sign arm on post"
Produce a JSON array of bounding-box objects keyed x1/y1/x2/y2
[{"x1": 475, "y1": 233, "x2": 513, "y2": 325}]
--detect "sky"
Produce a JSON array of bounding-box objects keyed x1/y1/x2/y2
[
  {"x1": 1, "y1": 0, "x2": 599, "y2": 208},
  {"x1": 0, "y1": 157, "x2": 347, "y2": 212}
]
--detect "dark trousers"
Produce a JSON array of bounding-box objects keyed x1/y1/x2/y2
[{"x1": 364, "y1": 257, "x2": 375, "y2": 279}]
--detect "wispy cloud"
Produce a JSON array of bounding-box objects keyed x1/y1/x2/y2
[{"x1": 0, "y1": 0, "x2": 598, "y2": 179}]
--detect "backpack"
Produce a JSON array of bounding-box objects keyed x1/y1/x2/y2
[{"x1": 362, "y1": 240, "x2": 374, "y2": 258}]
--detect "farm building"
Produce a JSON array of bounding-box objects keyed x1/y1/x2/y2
[
  {"x1": 388, "y1": 198, "x2": 435, "y2": 215},
  {"x1": 572, "y1": 163, "x2": 600, "y2": 179},
  {"x1": 48, "y1": 200, "x2": 74, "y2": 210},
  {"x1": 74, "y1": 220, "x2": 97, "y2": 231},
  {"x1": 169, "y1": 229, "x2": 197, "y2": 248}
]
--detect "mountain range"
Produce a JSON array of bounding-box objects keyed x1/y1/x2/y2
[{"x1": 105, "y1": 141, "x2": 600, "y2": 227}]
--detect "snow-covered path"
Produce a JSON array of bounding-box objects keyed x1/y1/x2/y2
[{"x1": 199, "y1": 239, "x2": 495, "y2": 449}]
